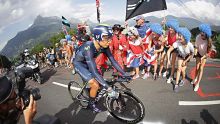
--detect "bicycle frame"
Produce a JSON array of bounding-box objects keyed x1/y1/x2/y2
[{"x1": 70, "y1": 80, "x2": 116, "y2": 104}]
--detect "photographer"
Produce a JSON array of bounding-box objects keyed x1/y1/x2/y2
[
  {"x1": 0, "y1": 55, "x2": 38, "y2": 124},
  {"x1": 0, "y1": 76, "x2": 37, "y2": 124}
]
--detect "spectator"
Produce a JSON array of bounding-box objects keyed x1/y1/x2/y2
[
  {"x1": 167, "y1": 27, "x2": 194, "y2": 92},
  {"x1": 134, "y1": 15, "x2": 150, "y2": 38},
  {"x1": 55, "y1": 43, "x2": 62, "y2": 67},
  {"x1": 0, "y1": 56, "x2": 37, "y2": 124},
  {"x1": 142, "y1": 23, "x2": 165, "y2": 80},
  {"x1": 192, "y1": 24, "x2": 213, "y2": 91},
  {"x1": 159, "y1": 19, "x2": 179, "y2": 80},
  {"x1": 127, "y1": 27, "x2": 144, "y2": 79},
  {"x1": 110, "y1": 24, "x2": 128, "y2": 75}
]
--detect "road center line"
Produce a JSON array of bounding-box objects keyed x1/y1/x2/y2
[
  {"x1": 52, "y1": 82, "x2": 81, "y2": 91},
  {"x1": 179, "y1": 100, "x2": 220, "y2": 106}
]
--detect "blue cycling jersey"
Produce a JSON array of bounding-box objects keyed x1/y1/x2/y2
[{"x1": 73, "y1": 41, "x2": 126, "y2": 88}]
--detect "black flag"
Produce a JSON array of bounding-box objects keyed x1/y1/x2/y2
[
  {"x1": 126, "y1": 0, "x2": 167, "y2": 20},
  {"x1": 62, "y1": 16, "x2": 70, "y2": 27}
]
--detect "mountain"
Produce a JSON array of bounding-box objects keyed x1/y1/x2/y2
[
  {"x1": 133, "y1": 15, "x2": 202, "y2": 29},
  {"x1": 1, "y1": 15, "x2": 62, "y2": 57},
  {"x1": 127, "y1": 15, "x2": 220, "y2": 31},
  {"x1": 212, "y1": 26, "x2": 220, "y2": 32}
]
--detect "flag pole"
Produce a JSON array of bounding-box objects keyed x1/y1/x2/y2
[
  {"x1": 96, "y1": 0, "x2": 100, "y2": 23},
  {"x1": 61, "y1": 16, "x2": 70, "y2": 35},
  {"x1": 62, "y1": 24, "x2": 69, "y2": 35}
]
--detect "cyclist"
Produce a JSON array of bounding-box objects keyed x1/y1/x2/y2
[{"x1": 73, "y1": 24, "x2": 130, "y2": 113}]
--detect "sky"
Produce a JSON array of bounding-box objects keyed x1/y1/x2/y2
[{"x1": 0, "y1": 0, "x2": 220, "y2": 50}]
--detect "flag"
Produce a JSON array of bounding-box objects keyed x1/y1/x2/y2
[
  {"x1": 126, "y1": 0, "x2": 167, "y2": 20},
  {"x1": 62, "y1": 16, "x2": 70, "y2": 27},
  {"x1": 96, "y1": 0, "x2": 100, "y2": 23}
]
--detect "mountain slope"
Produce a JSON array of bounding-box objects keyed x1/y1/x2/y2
[
  {"x1": 1, "y1": 15, "x2": 62, "y2": 57},
  {"x1": 1, "y1": 15, "x2": 219, "y2": 58}
]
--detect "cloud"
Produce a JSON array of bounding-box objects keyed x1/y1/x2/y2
[
  {"x1": 0, "y1": 1, "x2": 28, "y2": 30},
  {"x1": 183, "y1": 0, "x2": 220, "y2": 25},
  {"x1": 11, "y1": 8, "x2": 24, "y2": 18},
  {"x1": 72, "y1": 3, "x2": 97, "y2": 21},
  {"x1": 0, "y1": 27, "x2": 3, "y2": 34},
  {"x1": 144, "y1": 0, "x2": 220, "y2": 25}
]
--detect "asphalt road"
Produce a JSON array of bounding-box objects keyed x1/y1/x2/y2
[{"x1": 18, "y1": 61, "x2": 220, "y2": 124}]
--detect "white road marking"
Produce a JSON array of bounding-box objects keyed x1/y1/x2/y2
[
  {"x1": 179, "y1": 100, "x2": 220, "y2": 106},
  {"x1": 52, "y1": 82, "x2": 81, "y2": 91},
  {"x1": 53, "y1": 82, "x2": 166, "y2": 124},
  {"x1": 138, "y1": 122, "x2": 164, "y2": 124}
]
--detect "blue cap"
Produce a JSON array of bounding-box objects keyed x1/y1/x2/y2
[
  {"x1": 199, "y1": 23, "x2": 212, "y2": 38},
  {"x1": 150, "y1": 23, "x2": 163, "y2": 35},
  {"x1": 65, "y1": 35, "x2": 71, "y2": 41},
  {"x1": 177, "y1": 27, "x2": 191, "y2": 43},
  {"x1": 166, "y1": 19, "x2": 179, "y2": 32}
]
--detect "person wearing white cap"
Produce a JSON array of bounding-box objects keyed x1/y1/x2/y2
[
  {"x1": 126, "y1": 27, "x2": 144, "y2": 79},
  {"x1": 134, "y1": 15, "x2": 150, "y2": 38}
]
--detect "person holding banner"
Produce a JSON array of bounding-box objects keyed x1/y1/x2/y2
[
  {"x1": 134, "y1": 15, "x2": 150, "y2": 75},
  {"x1": 142, "y1": 23, "x2": 165, "y2": 80},
  {"x1": 134, "y1": 15, "x2": 150, "y2": 39}
]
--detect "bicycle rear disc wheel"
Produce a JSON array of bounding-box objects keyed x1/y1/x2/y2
[{"x1": 106, "y1": 90, "x2": 145, "y2": 124}]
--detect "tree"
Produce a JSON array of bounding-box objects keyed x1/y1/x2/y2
[
  {"x1": 49, "y1": 28, "x2": 77, "y2": 47},
  {"x1": 214, "y1": 34, "x2": 220, "y2": 58},
  {"x1": 49, "y1": 32, "x2": 65, "y2": 46},
  {"x1": 31, "y1": 43, "x2": 45, "y2": 54}
]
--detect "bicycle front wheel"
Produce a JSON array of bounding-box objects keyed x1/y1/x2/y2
[{"x1": 106, "y1": 90, "x2": 145, "y2": 124}]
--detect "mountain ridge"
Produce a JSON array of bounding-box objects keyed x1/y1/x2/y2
[{"x1": 1, "y1": 15, "x2": 219, "y2": 58}]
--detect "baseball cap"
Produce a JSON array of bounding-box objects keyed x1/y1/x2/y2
[
  {"x1": 0, "y1": 76, "x2": 13, "y2": 104},
  {"x1": 134, "y1": 15, "x2": 145, "y2": 21}
]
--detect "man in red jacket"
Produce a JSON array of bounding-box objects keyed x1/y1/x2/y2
[{"x1": 110, "y1": 24, "x2": 128, "y2": 75}]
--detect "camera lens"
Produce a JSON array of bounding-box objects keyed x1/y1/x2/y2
[{"x1": 20, "y1": 90, "x2": 31, "y2": 108}]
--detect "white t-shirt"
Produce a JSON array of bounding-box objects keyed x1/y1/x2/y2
[
  {"x1": 195, "y1": 34, "x2": 208, "y2": 56},
  {"x1": 173, "y1": 40, "x2": 194, "y2": 58}
]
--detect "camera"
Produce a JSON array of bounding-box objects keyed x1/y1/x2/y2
[{"x1": 19, "y1": 88, "x2": 41, "y2": 108}]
